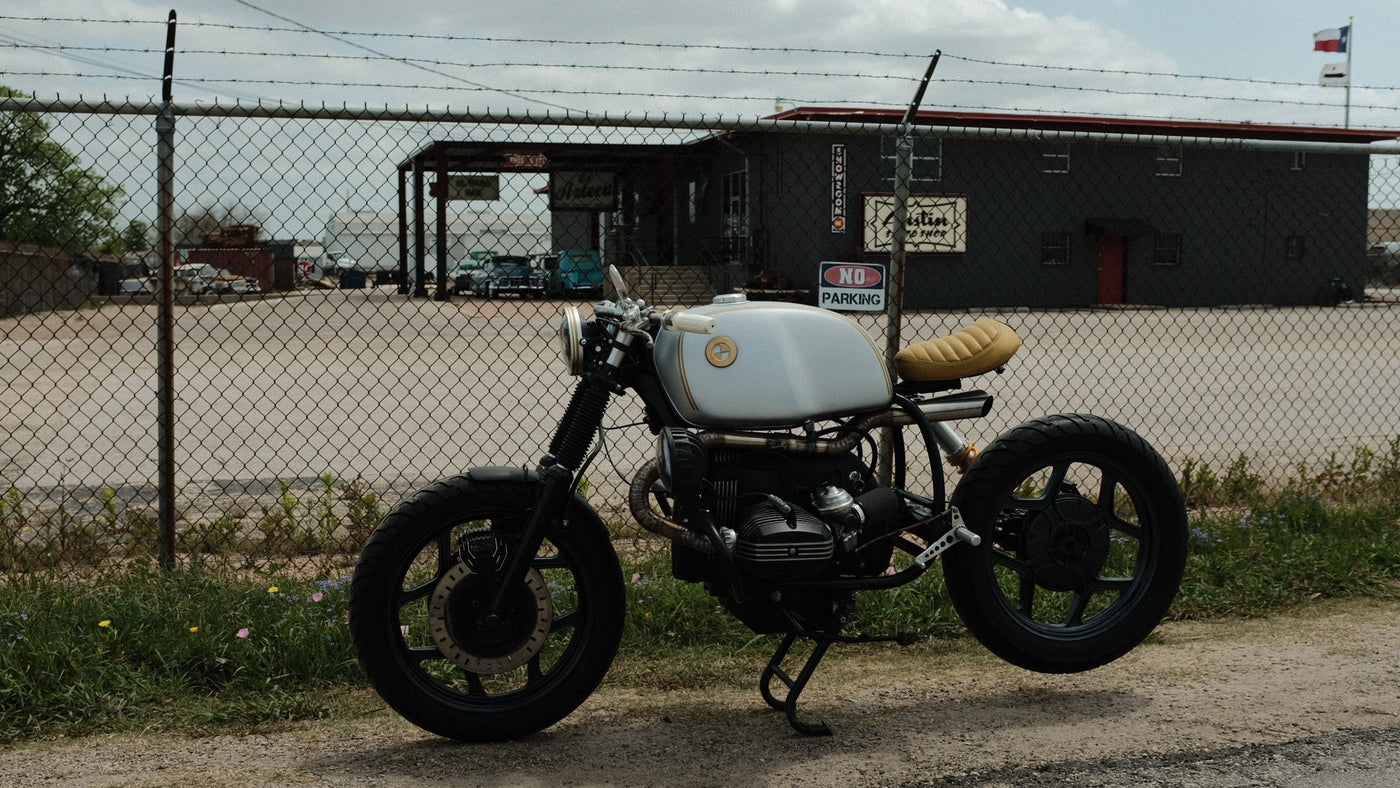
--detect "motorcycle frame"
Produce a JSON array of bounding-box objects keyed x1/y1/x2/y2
[{"x1": 480, "y1": 306, "x2": 988, "y2": 734}]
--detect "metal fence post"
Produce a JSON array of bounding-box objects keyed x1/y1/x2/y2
[
  {"x1": 878, "y1": 52, "x2": 940, "y2": 485},
  {"x1": 155, "y1": 11, "x2": 178, "y2": 569}
]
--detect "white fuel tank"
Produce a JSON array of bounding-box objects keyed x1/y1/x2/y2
[{"x1": 652, "y1": 295, "x2": 892, "y2": 429}]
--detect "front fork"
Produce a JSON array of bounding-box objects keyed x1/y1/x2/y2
[{"x1": 485, "y1": 331, "x2": 635, "y2": 616}]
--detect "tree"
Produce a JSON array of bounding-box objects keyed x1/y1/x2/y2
[
  {"x1": 0, "y1": 86, "x2": 124, "y2": 252},
  {"x1": 95, "y1": 219, "x2": 150, "y2": 258}
]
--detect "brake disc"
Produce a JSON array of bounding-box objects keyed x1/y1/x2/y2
[{"x1": 428, "y1": 561, "x2": 554, "y2": 675}]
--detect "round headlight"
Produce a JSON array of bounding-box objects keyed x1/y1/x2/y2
[{"x1": 558, "y1": 306, "x2": 584, "y2": 376}]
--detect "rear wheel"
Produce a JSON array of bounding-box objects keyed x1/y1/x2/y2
[
  {"x1": 349, "y1": 475, "x2": 625, "y2": 740},
  {"x1": 943, "y1": 414, "x2": 1187, "y2": 673}
]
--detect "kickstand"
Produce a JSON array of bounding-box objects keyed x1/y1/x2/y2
[
  {"x1": 759, "y1": 631, "x2": 834, "y2": 736},
  {"x1": 757, "y1": 605, "x2": 918, "y2": 737}
]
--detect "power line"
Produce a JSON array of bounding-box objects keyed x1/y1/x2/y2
[
  {"x1": 4, "y1": 13, "x2": 1400, "y2": 94},
  {"x1": 0, "y1": 43, "x2": 923, "y2": 84},
  {"x1": 224, "y1": 0, "x2": 583, "y2": 114},
  {"x1": 0, "y1": 15, "x2": 931, "y2": 60},
  {"x1": 0, "y1": 23, "x2": 269, "y2": 102}
]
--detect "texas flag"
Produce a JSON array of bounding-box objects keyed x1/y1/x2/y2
[{"x1": 1313, "y1": 25, "x2": 1350, "y2": 53}]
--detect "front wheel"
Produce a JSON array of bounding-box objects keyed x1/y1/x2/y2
[
  {"x1": 348, "y1": 474, "x2": 625, "y2": 740},
  {"x1": 943, "y1": 413, "x2": 1187, "y2": 674}
]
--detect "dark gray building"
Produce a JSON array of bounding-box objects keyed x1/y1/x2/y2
[
  {"x1": 399, "y1": 109, "x2": 1394, "y2": 307},
  {"x1": 673, "y1": 108, "x2": 1393, "y2": 308}
]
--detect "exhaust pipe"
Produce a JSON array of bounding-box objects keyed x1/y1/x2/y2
[{"x1": 628, "y1": 459, "x2": 715, "y2": 554}]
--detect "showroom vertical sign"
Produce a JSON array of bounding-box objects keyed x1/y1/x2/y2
[{"x1": 831, "y1": 144, "x2": 846, "y2": 233}]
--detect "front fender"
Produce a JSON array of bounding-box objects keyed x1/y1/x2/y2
[{"x1": 463, "y1": 466, "x2": 609, "y2": 536}]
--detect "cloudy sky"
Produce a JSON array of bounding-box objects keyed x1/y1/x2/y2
[{"x1": 2, "y1": 0, "x2": 1397, "y2": 128}]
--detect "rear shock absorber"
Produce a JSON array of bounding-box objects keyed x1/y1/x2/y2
[{"x1": 930, "y1": 421, "x2": 978, "y2": 472}]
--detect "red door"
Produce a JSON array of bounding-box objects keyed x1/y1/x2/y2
[{"x1": 1096, "y1": 235, "x2": 1125, "y2": 304}]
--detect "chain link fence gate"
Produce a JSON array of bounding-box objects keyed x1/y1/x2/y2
[{"x1": 3, "y1": 95, "x2": 1400, "y2": 579}]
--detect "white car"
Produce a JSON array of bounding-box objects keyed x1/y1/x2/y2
[{"x1": 173, "y1": 263, "x2": 219, "y2": 294}]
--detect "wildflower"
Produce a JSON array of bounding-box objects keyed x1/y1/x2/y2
[
  {"x1": 885, "y1": 566, "x2": 897, "y2": 576},
  {"x1": 189, "y1": 626, "x2": 199, "y2": 633},
  {"x1": 631, "y1": 572, "x2": 642, "y2": 583},
  {"x1": 98, "y1": 620, "x2": 111, "y2": 628},
  {"x1": 400, "y1": 625, "x2": 410, "y2": 637},
  {"x1": 311, "y1": 592, "x2": 324, "y2": 603},
  {"x1": 236, "y1": 627, "x2": 250, "y2": 638},
  {"x1": 267, "y1": 586, "x2": 279, "y2": 594}
]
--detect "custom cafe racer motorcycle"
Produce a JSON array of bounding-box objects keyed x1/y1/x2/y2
[{"x1": 348, "y1": 268, "x2": 1188, "y2": 739}]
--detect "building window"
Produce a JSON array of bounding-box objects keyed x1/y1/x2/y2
[
  {"x1": 1041, "y1": 143, "x2": 1070, "y2": 174},
  {"x1": 880, "y1": 137, "x2": 942, "y2": 184},
  {"x1": 1286, "y1": 236, "x2": 1306, "y2": 259},
  {"x1": 1290, "y1": 152, "x2": 1307, "y2": 171},
  {"x1": 687, "y1": 180, "x2": 698, "y2": 224},
  {"x1": 1041, "y1": 232, "x2": 1071, "y2": 265},
  {"x1": 1153, "y1": 233, "x2": 1182, "y2": 266},
  {"x1": 1155, "y1": 146, "x2": 1183, "y2": 177}
]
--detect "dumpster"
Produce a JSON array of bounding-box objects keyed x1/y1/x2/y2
[{"x1": 339, "y1": 269, "x2": 367, "y2": 289}]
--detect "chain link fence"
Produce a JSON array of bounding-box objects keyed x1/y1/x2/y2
[{"x1": 3, "y1": 95, "x2": 1400, "y2": 578}]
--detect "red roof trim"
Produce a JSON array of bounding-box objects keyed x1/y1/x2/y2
[{"x1": 766, "y1": 106, "x2": 1399, "y2": 144}]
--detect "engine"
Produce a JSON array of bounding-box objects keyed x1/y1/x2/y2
[
  {"x1": 654, "y1": 428, "x2": 902, "y2": 584},
  {"x1": 733, "y1": 499, "x2": 834, "y2": 582}
]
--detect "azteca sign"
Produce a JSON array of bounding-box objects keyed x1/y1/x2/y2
[
  {"x1": 862, "y1": 194, "x2": 967, "y2": 254},
  {"x1": 550, "y1": 171, "x2": 617, "y2": 211}
]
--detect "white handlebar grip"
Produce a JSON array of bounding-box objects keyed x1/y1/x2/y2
[{"x1": 665, "y1": 311, "x2": 718, "y2": 334}]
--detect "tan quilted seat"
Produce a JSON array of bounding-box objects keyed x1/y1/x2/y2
[{"x1": 894, "y1": 318, "x2": 1022, "y2": 382}]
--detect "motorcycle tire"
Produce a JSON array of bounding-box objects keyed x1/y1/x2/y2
[
  {"x1": 943, "y1": 413, "x2": 1187, "y2": 674},
  {"x1": 348, "y1": 474, "x2": 625, "y2": 741}
]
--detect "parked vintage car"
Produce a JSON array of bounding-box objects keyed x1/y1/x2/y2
[
  {"x1": 448, "y1": 260, "x2": 484, "y2": 293},
  {"x1": 462, "y1": 256, "x2": 546, "y2": 298}
]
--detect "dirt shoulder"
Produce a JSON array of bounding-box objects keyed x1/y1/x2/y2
[{"x1": 4, "y1": 598, "x2": 1399, "y2": 787}]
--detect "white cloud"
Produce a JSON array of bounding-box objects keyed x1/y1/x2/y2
[{"x1": 0, "y1": 0, "x2": 1351, "y2": 124}]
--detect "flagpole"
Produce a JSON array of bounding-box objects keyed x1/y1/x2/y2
[{"x1": 1345, "y1": 15, "x2": 1353, "y2": 128}]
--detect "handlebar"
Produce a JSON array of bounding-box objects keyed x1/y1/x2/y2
[
  {"x1": 660, "y1": 310, "x2": 717, "y2": 335},
  {"x1": 594, "y1": 299, "x2": 717, "y2": 340}
]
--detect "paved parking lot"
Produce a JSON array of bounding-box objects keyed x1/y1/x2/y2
[{"x1": 4, "y1": 287, "x2": 1400, "y2": 513}]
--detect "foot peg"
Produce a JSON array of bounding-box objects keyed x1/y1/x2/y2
[{"x1": 913, "y1": 507, "x2": 980, "y2": 570}]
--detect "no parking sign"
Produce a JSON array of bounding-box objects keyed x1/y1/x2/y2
[{"x1": 818, "y1": 262, "x2": 886, "y2": 312}]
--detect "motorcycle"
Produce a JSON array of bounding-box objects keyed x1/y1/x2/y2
[{"x1": 348, "y1": 267, "x2": 1188, "y2": 739}]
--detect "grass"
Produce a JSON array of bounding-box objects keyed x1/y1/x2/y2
[
  {"x1": 0, "y1": 567, "x2": 358, "y2": 742},
  {"x1": 4, "y1": 445, "x2": 1400, "y2": 743},
  {"x1": 1, "y1": 474, "x2": 384, "y2": 573}
]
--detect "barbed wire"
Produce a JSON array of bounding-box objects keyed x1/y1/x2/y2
[
  {"x1": 3, "y1": 14, "x2": 1397, "y2": 93},
  {"x1": 3, "y1": 13, "x2": 1397, "y2": 127},
  {"x1": 6, "y1": 68, "x2": 1389, "y2": 115},
  {"x1": 0, "y1": 70, "x2": 904, "y2": 109},
  {"x1": 939, "y1": 53, "x2": 1400, "y2": 92},
  {"x1": 0, "y1": 44, "x2": 921, "y2": 83},
  {"x1": 0, "y1": 16, "x2": 930, "y2": 60},
  {"x1": 0, "y1": 22, "x2": 271, "y2": 103},
  {"x1": 224, "y1": 0, "x2": 581, "y2": 113},
  {"x1": 11, "y1": 69, "x2": 1393, "y2": 118}
]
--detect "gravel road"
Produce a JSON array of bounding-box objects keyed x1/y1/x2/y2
[{"x1": 3, "y1": 598, "x2": 1398, "y2": 787}]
